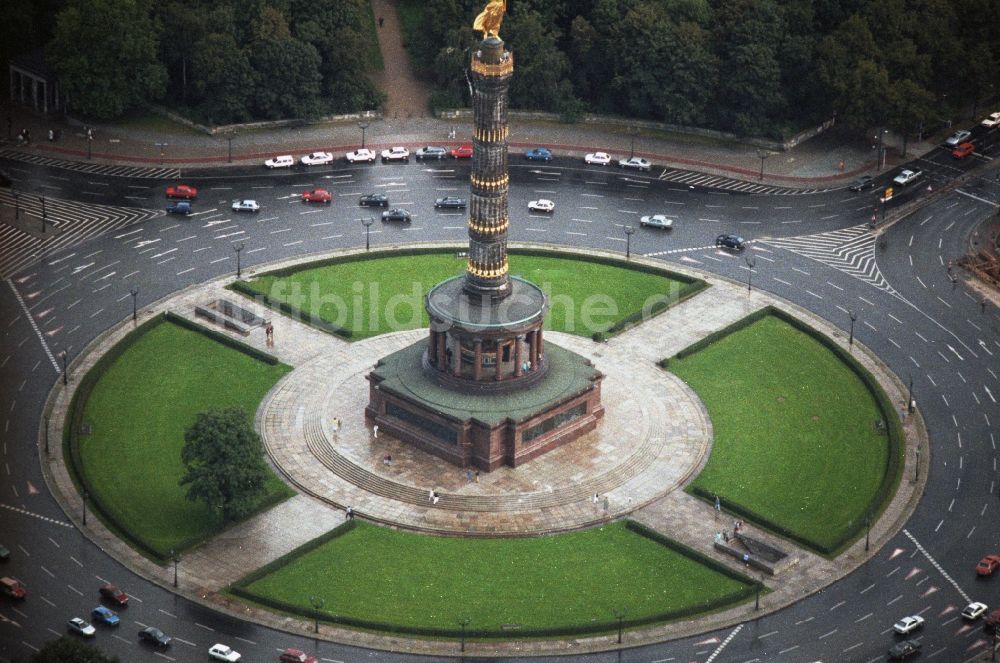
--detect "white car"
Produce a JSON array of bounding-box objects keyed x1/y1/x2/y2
[
  {"x1": 528, "y1": 199, "x2": 555, "y2": 213},
  {"x1": 892, "y1": 169, "x2": 921, "y2": 186},
  {"x1": 68, "y1": 617, "x2": 96, "y2": 637},
  {"x1": 264, "y1": 155, "x2": 294, "y2": 169},
  {"x1": 640, "y1": 214, "x2": 673, "y2": 229},
  {"x1": 981, "y1": 112, "x2": 1000, "y2": 128},
  {"x1": 944, "y1": 129, "x2": 971, "y2": 147},
  {"x1": 301, "y1": 151, "x2": 333, "y2": 166},
  {"x1": 345, "y1": 148, "x2": 377, "y2": 163},
  {"x1": 892, "y1": 615, "x2": 925, "y2": 635},
  {"x1": 962, "y1": 601, "x2": 988, "y2": 620},
  {"x1": 381, "y1": 146, "x2": 410, "y2": 162},
  {"x1": 585, "y1": 152, "x2": 612, "y2": 165},
  {"x1": 618, "y1": 156, "x2": 652, "y2": 171},
  {"x1": 231, "y1": 199, "x2": 260, "y2": 213},
  {"x1": 208, "y1": 643, "x2": 242, "y2": 661}
]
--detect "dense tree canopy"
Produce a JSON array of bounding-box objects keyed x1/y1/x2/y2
[{"x1": 31, "y1": 637, "x2": 119, "y2": 663}]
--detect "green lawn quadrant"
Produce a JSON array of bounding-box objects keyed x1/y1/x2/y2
[
  {"x1": 240, "y1": 521, "x2": 753, "y2": 634},
  {"x1": 78, "y1": 320, "x2": 292, "y2": 556},
  {"x1": 670, "y1": 314, "x2": 890, "y2": 552},
  {"x1": 242, "y1": 252, "x2": 688, "y2": 339}
]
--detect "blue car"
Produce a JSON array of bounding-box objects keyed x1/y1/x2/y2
[
  {"x1": 165, "y1": 201, "x2": 193, "y2": 215},
  {"x1": 524, "y1": 147, "x2": 552, "y2": 161},
  {"x1": 91, "y1": 606, "x2": 120, "y2": 626}
]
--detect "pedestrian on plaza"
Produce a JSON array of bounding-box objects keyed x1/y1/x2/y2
[
  {"x1": 432, "y1": 492, "x2": 439, "y2": 505},
  {"x1": 346, "y1": 506, "x2": 354, "y2": 520},
  {"x1": 714, "y1": 494, "x2": 721, "y2": 520},
  {"x1": 602, "y1": 496, "x2": 609, "y2": 512},
  {"x1": 373, "y1": 424, "x2": 379, "y2": 439},
  {"x1": 48, "y1": 129, "x2": 54, "y2": 141},
  {"x1": 378, "y1": 16, "x2": 384, "y2": 27},
  {"x1": 332, "y1": 417, "x2": 340, "y2": 432},
  {"x1": 429, "y1": 489, "x2": 435, "y2": 502},
  {"x1": 466, "y1": 469, "x2": 473, "y2": 482},
  {"x1": 743, "y1": 553, "x2": 750, "y2": 567},
  {"x1": 474, "y1": 470, "x2": 480, "y2": 483},
  {"x1": 592, "y1": 493, "x2": 599, "y2": 504}
]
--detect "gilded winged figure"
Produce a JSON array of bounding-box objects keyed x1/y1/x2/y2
[{"x1": 473, "y1": 0, "x2": 506, "y2": 39}]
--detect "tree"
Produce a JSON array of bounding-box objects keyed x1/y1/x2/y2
[
  {"x1": 190, "y1": 32, "x2": 256, "y2": 124},
  {"x1": 32, "y1": 637, "x2": 119, "y2": 663},
  {"x1": 249, "y1": 36, "x2": 323, "y2": 119},
  {"x1": 46, "y1": 0, "x2": 166, "y2": 119},
  {"x1": 180, "y1": 408, "x2": 269, "y2": 523}
]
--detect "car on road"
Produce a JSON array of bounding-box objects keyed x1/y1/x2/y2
[
  {"x1": 301, "y1": 152, "x2": 333, "y2": 166},
  {"x1": 165, "y1": 201, "x2": 193, "y2": 215},
  {"x1": 265, "y1": 155, "x2": 294, "y2": 169},
  {"x1": 0, "y1": 577, "x2": 25, "y2": 598},
  {"x1": 231, "y1": 199, "x2": 260, "y2": 213},
  {"x1": 279, "y1": 648, "x2": 318, "y2": 663},
  {"x1": 67, "y1": 617, "x2": 96, "y2": 637},
  {"x1": 138, "y1": 626, "x2": 171, "y2": 648},
  {"x1": 99, "y1": 583, "x2": 128, "y2": 605},
  {"x1": 415, "y1": 146, "x2": 447, "y2": 160},
  {"x1": 302, "y1": 189, "x2": 332, "y2": 204},
  {"x1": 0, "y1": 545, "x2": 9, "y2": 561},
  {"x1": 892, "y1": 615, "x2": 925, "y2": 635},
  {"x1": 945, "y1": 129, "x2": 972, "y2": 147},
  {"x1": 983, "y1": 112, "x2": 1000, "y2": 128},
  {"x1": 888, "y1": 639, "x2": 921, "y2": 660},
  {"x1": 951, "y1": 142, "x2": 975, "y2": 159},
  {"x1": 848, "y1": 175, "x2": 875, "y2": 192},
  {"x1": 984, "y1": 608, "x2": 1000, "y2": 631},
  {"x1": 165, "y1": 184, "x2": 198, "y2": 199},
  {"x1": 528, "y1": 199, "x2": 555, "y2": 213},
  {"x1": 962, "y1": 601, "x2": 988, "y2": 620},
  {"x1": 640, "y1": 214, "x2": 673, "y2": 229},
  {"x1": 976, "y1": 554, "x2": 1000, "y2": 576},
  {"x1": 345, "y1": 148, "x2": 377, "y2": 163},
  {"x1": 209, "y1": 643, "x2": 242, "y2": 661},
  {"x1": 381, "y1": 208, "x2": 412, "y2": 223},
  {"x1": 716, "y1": 234, "x2": 747, "y2": 251},
  {"x1": 91, "y1": 606, "x2": 120, "y2": 626},
  {"x1": 585, "y1": 152, "x2": 612, "y2": 165},
  {"x1": 524, "y1": 147, "x2": 552, "y2": 161},
  {"x1": 892, "y1": 169, "x2": 921, "y2": 186},
  {"x1": 434, "y1": 196, "x2": 466, "y2": 209},
  {"x1": 359, "y1": 193, "x2": 388, "y2": 207},
  {"x1": 618, "y1": 156, "x2": 652, "y2": 171},
  {"x1": 381, "y1": 146, "x2": 410, "y2": 162},
  {"x1": 450, "y1": 144, "x2": 473, "y2": 158}
]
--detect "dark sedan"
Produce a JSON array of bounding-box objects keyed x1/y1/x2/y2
[
  {"x1": 848, "y1": 175, "x2": 874, "y2": 192},
  {"x1": 138, "y1": 626, "x2": 171, "y2": 648},
  {"x1": 359, "y1": 193, "x2": 388, "y2": 207},
  {"x1": 715, "y1": 234, "x2": 747, "y2": 251},
  {"x1": 381, "y1": 208, "x2": 412, "y2": 223},
  {"x1": 434, "y1": 196, "x2": 467, "y2": 209}
]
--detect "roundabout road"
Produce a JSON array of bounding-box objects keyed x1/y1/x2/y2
[{"x1": 1, "y1": 122, "x2": 1000, "y2": 662}]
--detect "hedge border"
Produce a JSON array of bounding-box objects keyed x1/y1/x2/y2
[
  {"x1": 229, "y1": 247, "x2": 708, "y2": 342},
  {"x1": 230, "y1": 520, "x2": 757, "y2": 639},
  {"x1": 667, "y1": 307, "x2": 905, "y2": 557},
  {"x1": 63, "y1": 314, "x2": 290, "y2": 563}
]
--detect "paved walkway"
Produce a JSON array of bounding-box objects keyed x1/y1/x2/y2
[{"x1": 368, "y1": 0, "x2": 432, "y2": 118}]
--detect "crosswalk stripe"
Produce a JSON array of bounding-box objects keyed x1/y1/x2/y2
[{"x1": 0, "y1": 149, "x2": 181, "y2": 179}]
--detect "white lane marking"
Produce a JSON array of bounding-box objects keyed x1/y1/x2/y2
[{"x1": 904, "y1": 529, "x2": 970, "y2": 603}]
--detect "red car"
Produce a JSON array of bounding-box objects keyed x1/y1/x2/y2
[
  {"x1": 99, "y1": 583, "x2": 129, "y2": 605},
  {"x1": 165, "y1": 184, "x2": 198, "y2": 199},
  {"x1": 302, "y1": 189, "x2": 332, "y2": 204},
  {"x1": 977, "y1": 555, "x2": 1000, "y2": 576},
  {"x1": 951, "y1": 142, "x2": 975, "y2": 159},
  {"x1": 279, "y1": 648, "x2": 317, "y2": 663},
  {"x1": 450, "y1": 144, "x2": 473, "y2": 159}
]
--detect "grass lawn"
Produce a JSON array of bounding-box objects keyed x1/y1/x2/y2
[
  {"x1": 242, "y1": 252, "x2": 690, "y2": 339},
  {"x1": 241, "y1": 521, "x2": 752, "y2": 634},
  {"x1": 78, "y1": 321, "x2": 292, "y2": 557},
  {"x1": 670, "y1": 315, "x2": 890, "y2": 552},
  {"x1": 361, "y1": 0, "x2": 383, "y2": 71}
]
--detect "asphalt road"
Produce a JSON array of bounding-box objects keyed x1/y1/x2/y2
[{"x1": 1, "y1": 121, "x2": 1000, "y2": 663}]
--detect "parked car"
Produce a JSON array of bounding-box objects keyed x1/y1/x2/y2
[
  {"x1": 524, "y1": 147, "x2": 552, "y2": 161},
  {"x1": 381, "y1": 208, "x2": 412, "y2": 223},
  {"x1": 301, "y1": 152, "x2": 333, "y2": 166},
  {"x1": 945, "y1": 129, "x2": 972, "y2": 147},
  {"x1": 716, "y1": 234, "x2": 747, "y2": 251},
  {"x1": 848, "y1": 175, "x2": 875, "y2": 192},
  {"x1": 165, "y1": 201, "x2": 193, "y2": 215},
  {"x1": 231, "y1": 199, "x2": 260, "y2": 213},
  {"x1": 984, "y1": 608, "x2": 1000, "y2": 631},
  {"x1": 585, "y1": 152, "x2": 612, "y2": 165},
  {"x1": 450, "y1": 144, "x2": 473, "y2": 159},
  {"x1": 977, "y1": 554, "x2": 1000, "y2": 576},
  {"x1": 381, "y1": 146, "x2": 410, "y2": 162},
  {"x1": 165, "y1": 184, "x2": 198, "y2": 199},
  {"x1": 279, "y1": 648, "x2": 318, "y2": 663},
  {"x1": 962, "y1": 601, "x2": 988, "y2": 620},
  {"x1": 434, "y1": 196, "x2": 466, "y2": 209},
  {"x1": 888, "y1": 639, "x2": 921, "y2": 660},
  {"x1": 67, "y1": 617, "x2": 96, "y2": 637},
  {"x1": 99, "y1": 583, "x2": 128, "y2": 606},
  {"x1": 527, "y1": 199, "x2": 555, "y2": 213},
  {"x1": 208, "y1": 643, "x2": 242, "y2": 661},
  {"x1": 415, "y1": 146, "x2": 447, "y2": 160},
  {"x1": 345, "y1": 148, "x2": 377, "y2": 163},
  {"x1": 640, "y1": 214, "x2": 673, "y2": 229},
  {"x1": 264, "y1": 155, "x2": 294, "y2": 169},
  {"x1": 892, "y1": 169, "x2": 921, "y2": 186},
  {"x1": 91, "y1": 606, "x2": 120, "y2": 626},
  {"x1": 0, "y1": 545, "x2": 9, "y2": 561},
  {"x1": 892, "y1": 615, "x2": 925, "y2": 635},
  {"x1": 618, "y1": 156, "x2": 652, "y2": 171},
  {"x1": 951, "y1": 142, "x2": 975, "y2": 159},
  {"x1": 1, "y1": 577, "x2": 26, "y2": 599},
  {"x1": 302, "y1": 189, "x2": 332, "y2": 204},
  {"x1": 138, "y1": 626, "x2": 171, "y2": 648},
  {"x1": 359, "y1": 193, "x2": 388, "y2": 207},
  {"x1": 982, "y1": 112, "x2": 1000, "y2": 128}
]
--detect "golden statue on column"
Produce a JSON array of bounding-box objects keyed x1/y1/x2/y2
[{"x1": 473, "y1": 0, "x2": 506, "y2": 39}]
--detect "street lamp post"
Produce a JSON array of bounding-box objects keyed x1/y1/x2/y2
[
  {"x1": 44, "y1": 415, "x2": 49, "y2": 454},
  {"x1": 362, "y1": 217, "x2": 374, "y2": 252},
  {"x1": 226, "y1": 131, "x2": 236, "y2": 163},
  {"x1": 629, "y1": 126, "x2": 639, "y2": 159},
  {"x1": 40, "y1": 196, "x2": 46, "y2": 233},
  {"x1": 154, "y1": 142, "x2": 168, "y2": 165},
  {"x1": 310, "y1": 596, "x2": 325, "y2": 633},
  {"x1": 907, "y1": 374, "x2": 914, "y2": 414},
  {"x1": 864, "y1": 510, "x2": 871, "y2": 552},
  {"x1": 13, "y1": 190, "x2": 19, "y2": 220},
  {"x1": 358, "y1": 121, "x2": 370, "y2": 149},
  {"x1": 130, "y1": 287, "x2": 138, "y2": 323},
  {"x1": 86, "y1": 130, "x2": 93, "y2": 160},
  {"x1": 755, "y1": 576, "x2": 763, "y2": 610},
  {"x1": 612, "y1": 608, "x2": 627, "y2": 644},
  {"x1": 848, "y1": 311, "x2": 858, "y2": 350},
  {"x1": 82, "y1": 490, "x2": 88, "y2": 526},
  {"x1": 457, "y1": 617, "x2": 470, "y2": 652},
  {"x1": 234, "y1": 243, "x2": 245, "y2": 279},
  {"x1": 756, "y1": 149, "x2": 769, "y2": 181},
  {"x1": 745, "y1": 255, "x2": 756, "y2": 294},
  {"x1": 61, "y1": 350, "x2": 68, "y2": 385},
  {"x1": 624, "y1": 225, "x2": 635, "y2": 259},
  {"x1": 171, "y1": 550, "x2": 179, "y2": 587}
]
